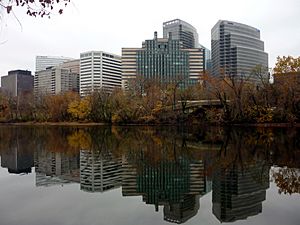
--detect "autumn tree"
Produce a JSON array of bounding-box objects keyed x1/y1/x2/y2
[
  {"x1": 89, "y1": 90, "x2": 115, "y2": 123},
  {"x1": 44, "y1": 91, "x2": 79, "y2": 122},
  {"x1": 273, "y1": 56, "x2": 300, "y2": 122},
  {"x1": 274, "y1": 56, "x2": 300, "y2": 74},
  {"x1": 68, "y1": 96, "x2": 91, "y2": 121},
  {"x1": 0, "y1": 93, "x2": 9, "y2": 121}
]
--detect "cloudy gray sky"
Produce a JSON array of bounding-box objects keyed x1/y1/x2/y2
[{"x1": 0, "y1": 0, "x2": 299, "y2": 78}]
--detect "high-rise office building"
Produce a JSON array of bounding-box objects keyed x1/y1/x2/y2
[
  {"x1": 163, "y1": 19, "x2": 212, "y2": 72},
  {"x1": 200, "y1": 45, "x2": 212, "y2": 72},
  {"x1": 80, "y1": 51, "x2": 122, "y2": 96},
  {"x1": 122, "y1": 32, "x2": 204, "y2": 89},
  {"x1": 163, "y1": 19, "x2": 199, "y2": 49},
  {"x1": 35, "y1": 56, "x2": 73, "y2": 72},
  {"x1": 1, "y1": 70, "x2": 34, "y2": 97},
  {"x1": 211, "y1": 20, "x2": 268, "y2": 82},
  {"x1": 34, "y1": 60, "x2": 79, "y2": 95}
]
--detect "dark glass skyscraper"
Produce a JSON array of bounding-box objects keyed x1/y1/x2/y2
[{"x1": 211, "y1": 20, "x2": 268, "y2": 82}]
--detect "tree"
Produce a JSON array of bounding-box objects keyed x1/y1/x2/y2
[
  {"x1": 68, "y1": 97, "x2": 91, "y2": 121},
  {"x1": 273, "y1": 56, "x2": 300, "y2": 122},
  {"x1": 44, "y1": 91, "x2": 79, "y2": 122},
  {"x1": 0, "y1": 0, "x2": 71, "y2": 18},
  {"x1": 274, "y1": 56, "x2": 300, "y2": 74}
]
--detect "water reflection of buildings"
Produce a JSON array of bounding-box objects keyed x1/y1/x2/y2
[
  {"x1": 0, "y1": 144, "x2": 34, "y2": 174},
  {"x1": 34, "y1": 149, "x2": 80, "y2": 186},
  {"x1": 80, "y1": 150, "x2": 122, "y2": 192},
  {"x1": 34, "y1": 147, "x2": 123, "y2": 192},
  {"x1": 212, "y1": 160, "x2": 270, "y2": 223},
  {"x1": 122, "y1": 156, "x2": 210, "y2": 224}
]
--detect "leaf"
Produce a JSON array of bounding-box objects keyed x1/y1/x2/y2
[{"x1": 6, "y1": 6, "x2": 12, "y2": 14}]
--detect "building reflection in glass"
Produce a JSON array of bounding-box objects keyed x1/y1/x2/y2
[{"x1": 212, "y1": 160, "x2": 270, "y2": 222}]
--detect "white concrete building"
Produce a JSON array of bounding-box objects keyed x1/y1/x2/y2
[{"x1": 80, "y1": 51, "x2": 122, "y2": 96}]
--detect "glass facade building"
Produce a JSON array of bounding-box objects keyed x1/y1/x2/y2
[
  {"x1": 211, "y1": 20, "x2": 268, "y2": 82},
  {"x1": 122, "y1": 32, "x2": 204, "y2": 89},
  {"x1": 163, "y1": 19, "x2": 199, "y2": 49},
  {"x1": 137, "y1": 33, "x2": 189, "y2": 87},
  {"x1": 163, "y1": 19, "x2": 211, "y2": 72}
]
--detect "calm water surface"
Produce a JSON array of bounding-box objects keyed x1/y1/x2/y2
[{"x1": 0, "y1": 126, "x2": 299, "y2": 225}]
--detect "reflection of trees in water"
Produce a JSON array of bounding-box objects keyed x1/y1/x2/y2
[
  {"x1": 270, "y1": 128, "x2": 300, "y2": 195},
  {"x1": 214, "y1": 127, "x2": 300, "y2": 197},
  {"x1": 271, "y1": 167, "x2": 300, "y2": 195}
]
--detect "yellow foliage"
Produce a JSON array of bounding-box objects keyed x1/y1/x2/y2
[
  {"x1": 68, "y1": 97, "x2": 91, "y2": 121},
  {"x1": 67, "y1": 130, "x2": 92, "y2": 150}
]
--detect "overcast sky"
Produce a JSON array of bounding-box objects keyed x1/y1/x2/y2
[{"x1": 0, "y1": 0, "x2": 299, "y2": 78}]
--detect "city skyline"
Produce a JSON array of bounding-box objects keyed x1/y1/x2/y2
[{"x1": 0, "y1": 0, "x2": 299, "y2": 79}]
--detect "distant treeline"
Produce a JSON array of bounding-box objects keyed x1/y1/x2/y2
[{"x1": 0, "y1": 56, "x2": 299, "y2": 124}]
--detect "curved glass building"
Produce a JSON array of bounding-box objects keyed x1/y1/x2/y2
[
  {"x1": 163, "y1": 19, "x2": 199, "y2": 49},
  {"x1": 211, "y1": 20, "x2": 268, "y2": 82}
]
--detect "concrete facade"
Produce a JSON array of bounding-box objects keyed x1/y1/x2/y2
[
  {"x1": 80, "y1": 51, "x2": 122, "y2": 96},
  {"x1": 34, "y1": 60, "x2": 79, "y2": 95}
]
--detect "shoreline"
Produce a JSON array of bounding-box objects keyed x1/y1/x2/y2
[{"x1": 0, "y1": 121, "x2": 299, "y2": 128}]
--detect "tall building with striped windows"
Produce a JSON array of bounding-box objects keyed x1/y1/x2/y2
[
  {"x1": 211, "y1": 20, "x2": 268, "y2": 82},
  {"x1": 122, "y1": 32, "x2": 204, "y2": 90},
  {"x1": 80, "y1": 51, "x2": 122, "y2": 96}
]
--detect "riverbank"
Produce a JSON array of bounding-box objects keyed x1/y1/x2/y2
[
  {"x1": 0, "y1": 121, "x2": 106, "y2": 126},
  {"x1": 0, "y1": 121, "x2": 299, "y2": 127},
  {"x1": 232, "y1": 123, "x2": 300, "y2": 128}
]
